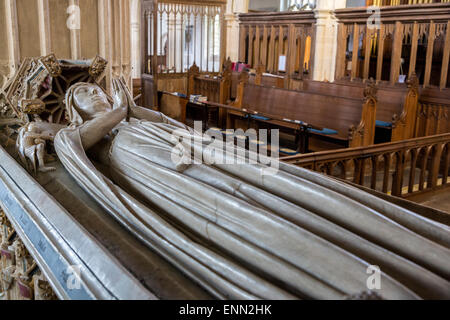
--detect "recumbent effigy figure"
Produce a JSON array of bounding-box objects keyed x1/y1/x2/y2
[{"x1": 16, "y1": 79, "x2": 449, "y2": 300}]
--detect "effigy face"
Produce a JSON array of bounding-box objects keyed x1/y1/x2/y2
[{"x1": 71, "y1": 84, "x2": 112, "y2": 121}]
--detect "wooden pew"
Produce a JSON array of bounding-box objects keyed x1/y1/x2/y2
[
  {"x1": 231, "y1": 66, "x2": 285, "y2": 101},
  {"x1": 229, "y1": 76, "x2": 377, "y2": 150},
  {"x1": 302, "y1": 75, "x2": 419, "y2": 142},
  {"x1": 416, "y1": 87, "x2": 450, "y2": 137},
  {"x1": 187, "y1": 60, "x2": 232, "y2": 105},
  {"x1": 187, "y1": 62, "x2": 232, "y2": 126},
  {"x1": 252, "y1": 64, "x2": 285, "y2": 88}
]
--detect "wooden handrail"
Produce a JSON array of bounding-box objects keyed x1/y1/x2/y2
[
  {"x1": 283, "y1": 133, "x2": 450, "y2": 164},
  {"x1": 282, "y1": 133, "x2": 450, "y2": 198}
]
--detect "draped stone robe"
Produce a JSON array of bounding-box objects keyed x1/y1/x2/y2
[{"x1": 54, "y1": 116, "x2": 450, "y2": 300}]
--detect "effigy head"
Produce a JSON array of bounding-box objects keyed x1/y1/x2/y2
[{"x1": 65, "y1": 82, "x2": 112, "y2": 125}]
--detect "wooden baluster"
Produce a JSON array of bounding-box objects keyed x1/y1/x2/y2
[
  {"x1": 442, "y1": 144, "x2": 450, "y2": 185},
  {"x1": 277, "y1": 26, "x2": 284, "y2": 72},
  {"x1": 382, "y1": 153, "x2": 393, "y2": 193},
  {"x1": 440, "y1": 21, "x2": 450, "y2": 89},
  {"x1": 376, "y1": 24, "x2": 385, "y2": 83},
  {"x1": 327, "y1": 161, "x2": 337, "y2": 176},
  {"x1": 255, "y1": 26, "x2": 260, "y2": 67},
  {"x1": 370, "y1": 155, "x2": 379, "y2": 190},
  {"x1": 248, "y1": 26, "x2": 254, "y2": 67},
  {"x1": 298, "y1": 32, "x2": 306, "y2": 76},
  {"x1": 424, "y1": 21, "x2": 436, "y2": 88},
  {"x1": 353, "y1": 158, "x2": 361, "y2": 184},
  {"x1": 309, "y1": 26, "x2": 316, "y2": 78},
  {"x1": 337, "y1": 161, "x2": 347, "y2": 180},
  {"x1": 268, "y1": 26, "x2": 276, "y2": 73},
  {"x1": 419, "y1": 145, "x2": 432, "y2": 191},
  {"x1": 408, "y1": 148, "x2": 418, "y2": 194},
  {"x1": 428, "y1": 143, "x2": 445, "y2": 188},
  {"x1": 436, "y1": 105, "x2": 444, "y2": 134},
  {"x1": 424, "y1": 104, "x2": 432, "y2": 136},
  {"x1": 335, "y1": 24, "x2": 347, "y2": 80},
  {"x1": 286, "y1": 24, "x2": 296, "y2": 87},
  {"x1": 390, "y1": 21, "x2": 404, "y2": 85},
  {"x1": 239, "y1": 26, "x2": 247, "y2": 62},
  {"x1": 363, "y1": 26, "x2": 372, "y2": 81},
  {"x1": 392, "y1": 150, "x2": 405, "y2": 196},
  {"x1": 409, "y1": 22, "x2": 419, "y2": 78},
  {"x1": 351, "y1": 23, "x2": 360, "y2": 81},
  {"x1": 261, "y1": 26, "x2": 268, "y2": 69},
  {"x1": 360, "y1": 157, "x2": 367, "y2": 186}
]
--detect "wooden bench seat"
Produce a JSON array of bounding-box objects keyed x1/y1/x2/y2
[
  {"x1": 416, "y1": 87, "x2": 450, "y2": 137},
  {"x1": 303, "y1": 77, "x2": 419, "y2": 142},
  {"x1": 228, "y1": 81, "x2": 376, "y2": 150}
]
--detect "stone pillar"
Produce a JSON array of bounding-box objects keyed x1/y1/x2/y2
[
  {"x1": 312, "y1": 0, "x2": 346, "y2": 82},
  {"x1": 130, "y1": 0, "x2": 141, "y2": 78},
  {"x1": 280, "y1": 0, "x2": 289, "y2": 11},
  {"x1": 225, "y1": 0, "x2": 249, "y2": 62}
]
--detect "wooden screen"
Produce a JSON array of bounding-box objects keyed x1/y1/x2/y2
[
  {"x1": 142, "y1": 0, "x2": 225, "y2": 75},
  {"x1": 238, "y1": 11, "x2": 316, "y2": 80},
  {"x1": 335, "y1": 4, "x2": 450, "y2": 89}
]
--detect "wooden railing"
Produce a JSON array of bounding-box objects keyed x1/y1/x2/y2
[
  {"x1": 282, "y1": 133, "x2": 450, "y2": 198},
  {"x1": 335, "y1": 4, "x2": 450, "y2": 89}
]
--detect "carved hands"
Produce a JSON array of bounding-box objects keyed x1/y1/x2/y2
[{"x1": 112, "y1": 78, "x2": 135, "y2": 112}]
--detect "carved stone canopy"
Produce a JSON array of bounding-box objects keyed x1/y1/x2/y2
[{"x1": 1, "y1": 54, "x2": 108, "y2": 125}]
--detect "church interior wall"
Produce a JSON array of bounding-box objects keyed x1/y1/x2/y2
[{"x1": 0, "y1": 0, "x2": 132, "y2": 91}]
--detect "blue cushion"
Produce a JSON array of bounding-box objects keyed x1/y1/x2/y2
[
  {"x1": 250, "y1": 115, "x2": 271, "y2": 121},
  {"x1": 174, "y1": 92, "x2": 187, "y2": 98},
  {"x1": 376, "y1": 120, "x2": 392, "y2": 128},
  {"x1": 308, "y1": 128, "x2": 338, "y2": 135},
  {"x1": 279, "y1": 148, "x2": 300, "y2": 156}
]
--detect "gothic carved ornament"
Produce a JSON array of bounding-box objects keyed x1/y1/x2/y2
[{"x1": 0, "y1": 211, "x2": 57, "y2": 300}]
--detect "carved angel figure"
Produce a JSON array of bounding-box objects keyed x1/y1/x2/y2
[
  {"x1": 48, "y1": 79, "x2": 450, "y2": 299},
  {"x1": 16, "y1": 122, "x2": 64, "y2": 173}
]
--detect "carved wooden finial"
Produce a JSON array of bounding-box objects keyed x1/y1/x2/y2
[
  {"x1": 255, "y1": 61, "x2": 265, "y2": 74},
  {"x1": 188, "y1": 62, "x2": 200, "y2": 75},
  {"x1": 238, "y1": 69, "x2": 249, "y2": 84},
  {"x1": 364, "y1": 78, "x2": 378, "y2": 101},
  {"x1": 407, "y1": 72, "x2": 419, "y2": 89},
  {"x1": 220, "y1": 57, "x2": 233, "y2": 78},
  {"x1": 223, "y1": 57, "x2": 232, "y2": 72}
]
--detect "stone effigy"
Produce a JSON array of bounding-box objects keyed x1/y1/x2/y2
[
  {"x1": 2, "y1": 54, "x2": 450, "y2": 300},
  {"x1": 43, "y1": 79, "x2": 450, "y2": 299}
]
